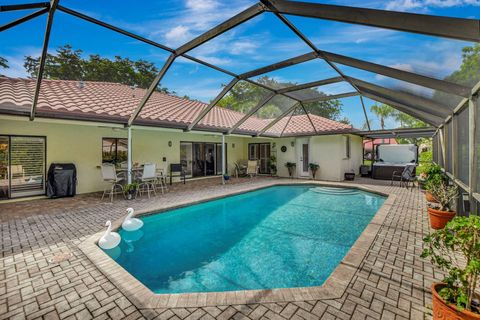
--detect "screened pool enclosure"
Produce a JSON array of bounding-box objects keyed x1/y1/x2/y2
[{"x1": 1, "y1": 0, "x2": 479, "y2": 209}]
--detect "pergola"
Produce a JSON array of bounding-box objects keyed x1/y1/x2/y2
[{"x1": 1, "y1": 0, "x2": 479, "y2": 206}]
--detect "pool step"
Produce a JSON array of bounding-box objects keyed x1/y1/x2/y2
[{"x1": 311, "y1": 186, "x2": 360, "y2": 195}]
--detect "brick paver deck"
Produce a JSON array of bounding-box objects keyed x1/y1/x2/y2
[{"x1": 0, "y1": 177, "x2": 439, "y2": 319}]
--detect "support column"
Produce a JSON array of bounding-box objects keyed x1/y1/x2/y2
[
  {"x1": 127, "y1": 126, "x2": 132, "y2": 184},
  {"x1": 222, "y1": 134, "x2": 226, "y2": 185}
]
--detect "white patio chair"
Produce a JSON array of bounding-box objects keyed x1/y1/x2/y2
[
  {"x1": 154, "y1": 165, "x2": 167, "y2": 194},
  {"x1": 138, "y1": 163, "x2": 157, "y2": 198},
  {"x1": 101, "y1": 163, "x2": 125, "y2": 202},
  {"x1": 246, "y1": 160, "x2": 259, "y2": 178}
]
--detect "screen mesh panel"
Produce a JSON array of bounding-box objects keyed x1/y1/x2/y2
[
  {"x1": 433, "y1": 134, "x2": 439, "y2": 164},
  {"x1": 476, "y1": 98, "x2": 480, "y2": 193},
  {"x1": 446, "y1": 120, "x2": 453, "y2": 174},
  {"x1": 457, "y1": 107, "x2": 470, "y2": 184}
]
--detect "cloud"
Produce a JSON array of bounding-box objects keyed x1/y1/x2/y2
[
  {"x1": 185, "y1": 0, "x2": 219, "y2": 11},
  {"x1": 385, "y1": 0, "x2": 480, "y2": 11},
  {"x1": 0, "y1": 46, "x2": 42, "y2": 78},
  {"x1": 164, "y1": 25, "x2": 192, "y2": 47}
]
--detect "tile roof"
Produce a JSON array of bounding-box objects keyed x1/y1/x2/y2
[{"x1": 0, "y1": 77, "x2": 354, "y2": 136}]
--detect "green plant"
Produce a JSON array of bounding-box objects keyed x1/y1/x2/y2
[
  {"x1": 309, "y1": 163, "x2": 319, "y2": 179},
  {"x1": 421, "y1": 216, "x2": 480, "y2": 313},
  {"x1": 428, "y1": 182, "x2": 458, "y2": 212},
  {"x1": 424, "y1": 164, "x2": 448, "y2": 192},
  {"x1": 285, "y1": 162, "x2": 296, "y2": 177},
  {"x1": 124, "y1": 183, "x2": 139, "y2": 194},
  {"x1": 268, "y1": 155, "x2": 277, "y2": 175}
]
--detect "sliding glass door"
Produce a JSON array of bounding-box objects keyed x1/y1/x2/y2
[
  {"x1": 0, "y1": 136, "x2": 46, "y2": 199},
  {"x1": 248, "y1": 143, "x2": 271, "y2": 174},
  {"x1": 181, "y1": 142, "x2": 226, "y2": 178}
]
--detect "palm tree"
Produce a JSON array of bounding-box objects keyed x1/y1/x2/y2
[{"x1": 370, "y1": 104, "x2": 396, "y2": 130}]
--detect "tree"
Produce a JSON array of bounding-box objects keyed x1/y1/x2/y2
[
  {"x1": 370, "y1": 104, "x2": 396, "y2": 129},
  {"x1": 217, "y1": 76, "x2": 347, "y2": 122},
  {"x1": 23, "y1": 44, "x2": 164, "y2": 91},
  {"x1": 0, "y1": 57, "x2": 9, "y2": 69},
  {"x1": 433, "y1": 44, "x2": 480, "y2": 107}
]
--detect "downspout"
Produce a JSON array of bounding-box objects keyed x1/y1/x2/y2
[
  {"x1": 127, "y1": 126, "x2": 132, "y2": 184},
  {"x1": 222, "y1": 134, "x2": 226, "y2": 185}
]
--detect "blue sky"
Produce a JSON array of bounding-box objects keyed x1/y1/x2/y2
[{"x1": 1, "y1": 0, "x2": 479, "y2": 129}]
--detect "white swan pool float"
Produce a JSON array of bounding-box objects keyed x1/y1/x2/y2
[
  {"x1": 122, "y1": 208, "x2": 144, "y2": 231},
  {"x1": 98, "y1": 221, "x2": 121, "y2": 250}
]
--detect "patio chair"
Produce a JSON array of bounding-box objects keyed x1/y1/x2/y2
[
  {"x1": 137, "y1": 163, "x2": 157, "y2": 198},
  {"x1": 154, "y1": 164, "x2": 167, "y2": 194},
  {"x1": 391, "y1": 164, "x2": 417, "y2": 189},
  {"x1": 246, "y1": 160, "x2": 259, "y2": 178},
  {"x1": 234, "y1": 161, "x2": 247, "y2": 178},
  {"x1": 101, "y1": 163, "x2": 125, "y2": 202}
]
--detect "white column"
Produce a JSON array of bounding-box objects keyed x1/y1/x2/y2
[
  {"x1": 127, "y1": 126, "x2": 132, "y2": 184},
  {"x1": 222, "y1": 134, "x2": 226, "y2": 185}
]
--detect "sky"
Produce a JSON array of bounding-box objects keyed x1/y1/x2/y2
[{"x1": 1, "y1": 0, "x2": 479, "y2": 130}]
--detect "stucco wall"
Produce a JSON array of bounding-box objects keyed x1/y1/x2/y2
[
  {"x1": 0, "y1": 116, "x2": 247, "y2": 194},
  {"x1": 244, "y1": 134, "x2": 363, "y2": 181},
  {"x1": 0, "y1": 115, "x2": 363, "y2": 195}
]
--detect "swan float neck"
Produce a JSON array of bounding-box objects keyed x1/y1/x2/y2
[
  {"x1": 122, "y1": 208, "x2": 144, "y2": 231},
  {"x1": 99, "y1": 220, "x2": 121, "y2": 250}
]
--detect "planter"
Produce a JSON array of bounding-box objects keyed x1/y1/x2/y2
[
  {"x1": 432, "y1": 283, "x2": 480, "y2": 320},
  {"x1": 344, "y1": 172, "x2": 355, "y2": 181},
  {"x1": 223, "y1": 175, "x2": 230, "y2": 181},
  {"x1": 426, "y1": 191, "x2": 439, "y2": 203},
  {"x1": 287, "y1": 168, "x2": 295, "y2": 178},
  {"x1": 427, "y1": 207, "x2": 456, "y2": 230}
]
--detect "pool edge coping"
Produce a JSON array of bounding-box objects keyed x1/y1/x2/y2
[{"x1": 79, "y1": 180, "x2": 395, "y2": 308}]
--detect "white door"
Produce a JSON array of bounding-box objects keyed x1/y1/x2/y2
[{"x1": 296, "y1": 138, "x2": 309, "y2": 177}]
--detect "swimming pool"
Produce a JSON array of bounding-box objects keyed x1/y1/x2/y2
[{"x1": 102, "y1": 185, "x2": 385, "y2": 294}]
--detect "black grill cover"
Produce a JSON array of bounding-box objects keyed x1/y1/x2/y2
[{"x1": 46, "y1": 163, "x2": 77, "y2": 198}]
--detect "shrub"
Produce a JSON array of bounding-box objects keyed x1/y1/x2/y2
[{"x1": 422, "y1": 216, "x2": 480, "y2": 313}]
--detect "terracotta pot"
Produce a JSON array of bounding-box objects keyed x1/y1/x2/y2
[
  {"x1": 427, "y1": 207, "x2": 456, "y2": 230},
  {"x1": 432, "y1": 283, "x2": 480, "y2": 320},
  {"x1": 426, "y1": 191, "x2": 439, "y2": 203}
]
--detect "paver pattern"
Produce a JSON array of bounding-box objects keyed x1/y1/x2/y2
[{"x1": 0, "y1": 177, "x2": 440, "y2": 319}]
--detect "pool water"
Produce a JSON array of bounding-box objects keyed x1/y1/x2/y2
[{"x1": 102, "y1": 185, "x2": 385, "y2": 294}]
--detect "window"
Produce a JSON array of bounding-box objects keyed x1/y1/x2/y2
[
  {"x1": 102, "y1": 138, "x2": 128, "y2": 164},
  {"x1": 344, "y1": 135, "x2": 351, "y2": 159},
  {"x1": 248, "y1": 143, "x2": 271, "y2": 174},
  {"x1": 0, "y1": 135, "x2": 46, "y2": 199},
  {"x1": 248, "y1": 144, "x2": 258, "y2": 160}
]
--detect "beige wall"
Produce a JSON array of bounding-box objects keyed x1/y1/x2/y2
[
  {"x1": 0, "y1": 116, "x2": 247, "y2": 194},
  {"x1": 0, "y1": 115, "x2": 363, "y2": 195},
  {"x1": 244, "y1": 134, "x2": 363, "y2": 181}
]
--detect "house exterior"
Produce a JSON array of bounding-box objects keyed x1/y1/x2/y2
[{"x1": 0, "y1": 77, "x2": 363, "y2": 199}]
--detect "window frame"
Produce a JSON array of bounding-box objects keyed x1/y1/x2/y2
[{"x1": 102, "y1": 137, "x2": 128, "y2": 165}]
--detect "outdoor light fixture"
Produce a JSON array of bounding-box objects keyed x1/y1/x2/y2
[
  {"x1": 462, "y1": 193, "x2": 470, "y2": 213},
  {"x1": 291, "y1": 141, "x2": 295, "y2": 147},
  {"x1": 232, "y1": 143, "x2": 235, "y2": 148},
  {"x1": 168, "y1": 141, "x2": 172, "y2": 147}
]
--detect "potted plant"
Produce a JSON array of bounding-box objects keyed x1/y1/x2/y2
[
  {"x1": 424, "y1": 164, "x2": 446, "y2": 203},
  {"x1": 421, "y1": 216, "x2": 480, "y2": 319},
  {"x1": 223, "y1": 170, "x2": 230, "y2": 181},
  {"x1": 285, "y1": 162, "x2": 296, "y2": 178},
  {"x1": 124, "y1": 182, "x2": 139, "y2": 200},
  {"x1": 309, "y1": 163, "x2": 319, "y2": 180},
  {"x1": 427, "y1": 181, "x2": 458, "y2": 229},
  {"x1": 268, "y1": 155, "x2": 277, "y2": 176},
  {"x1": 418, "y1": 172, "x2": 428, "y2": 190}
]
